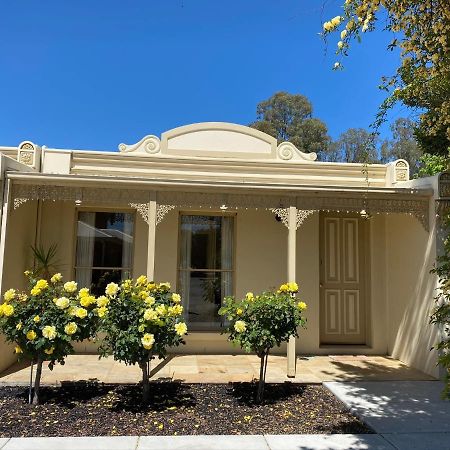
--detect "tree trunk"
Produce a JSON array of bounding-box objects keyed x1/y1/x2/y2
[
  {"x1": 140, "y1": 361, "x2": 150, "y2": 404},
  {"x1": 256, "y1": 350, "x2": 268, "y2": 403},
  {"x1": 32, "y1": 357, "x2": 43, "y2": 405}
]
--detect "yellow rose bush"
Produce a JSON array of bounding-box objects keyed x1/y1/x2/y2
[
  {"x1": 0, "y1": 272, "x2": 98, "y2": 404},
  {"x1": 219, "y1": 282, "x2": 307, "y2": 402},
  {"x1": 98, "y1": 276, "x2": 187, "y2": 403}
]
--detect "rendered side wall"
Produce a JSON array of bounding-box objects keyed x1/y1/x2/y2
[
  {"x1": 385, "y1": 213, "x2": 440, "y2": 377},
  {"x1": 0, "y1": 200, "x2": 38, "y2": 372}
]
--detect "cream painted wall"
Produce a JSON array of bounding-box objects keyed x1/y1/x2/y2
[
  {"x1": 1, "y1": 200, "x2": 38, "y2": 371},
  {"x1": 386, "y1": 213, "x2": 439, "y2": 377}
]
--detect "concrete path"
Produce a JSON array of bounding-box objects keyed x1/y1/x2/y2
[
  {"x1": 0, "y1": 434, "x2": 394, "y2": 450},
  {"x1": 325, "y1": 381, "x2": 450, "y2": 450}
]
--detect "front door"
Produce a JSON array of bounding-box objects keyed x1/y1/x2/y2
[{"x1": 319, "y1": 213, "x2": 367, "y2": 345}]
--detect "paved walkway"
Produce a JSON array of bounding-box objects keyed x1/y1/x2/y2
[
  {"x1": 0, "y1": 354, "x2": 435, "y2": 385},
  {"x1": 325, "y1": 381, "x2": 450, "y2": 449}
]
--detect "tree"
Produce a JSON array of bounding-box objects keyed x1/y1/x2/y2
[
  {"x1": 322, "y1": 1, "x2": 450, "y2": 155},
  {"x1": 99, "y1": 277, "x2": 187, "y2": 403},
  {"x1": 381, "y1": 118, "x2": 422, "y2": 173},
  {"x1": 219, "y1": 283, "x2": 307, "y2": 403},
  {"x1": 250, "y1": 92, "x2": 330, "y2": 154},
  {"x1": 326, "y1": 128, "x2": 379, "y2": 163}
]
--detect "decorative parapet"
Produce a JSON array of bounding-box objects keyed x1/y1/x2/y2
[
  {"x1": 17, "y1": 141, "x2": 41, "y2": 171},
  {"x1": 118, "y1": 135, "x2": 161, "y2": 155},
  {"x1": 387, "y1": 159, "x2": 410, "y2": 185},
  {"x1": 276, "y1": 142, "x2": 317, "y2": 162}
]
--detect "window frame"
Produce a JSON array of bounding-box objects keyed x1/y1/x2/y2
[
  {"x1": 176, "y1": 210, "x2": 237, "y2": 331},
  {"x1": 72, "y1": 207, "x2": 136, "y2": 285}
]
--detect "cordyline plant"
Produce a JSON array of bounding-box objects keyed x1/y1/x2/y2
[
  {"x1": 430, "y1": 213, "x2": 450, "y2": 398},
  {"x1": 0, "y1": 272, "x2": 98, "y2": 404},
  {"x1": 98, "y1": 276, "x2": 187, "y2": 403},
  {"x1": 219, "y1": 282, "x2": 307, "y2": 403}
]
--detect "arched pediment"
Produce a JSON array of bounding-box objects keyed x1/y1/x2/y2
[{"x1": 119, "y1": 122, "x2": 317, "y2": 162}]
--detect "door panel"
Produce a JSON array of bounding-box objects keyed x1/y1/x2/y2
[{"x1": 320, "y1": 214, "x2": 367, "y2": 345}]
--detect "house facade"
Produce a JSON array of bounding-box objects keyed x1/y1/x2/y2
[{"x1": 0, "y1": 122, "x2": 445, "y2": 378}]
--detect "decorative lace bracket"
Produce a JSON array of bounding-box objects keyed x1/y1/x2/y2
[
  {"x1": 128, "y1": 203, "x2": 175, "y2": 225},
  {"x1": 269, "y1": 208, "x2": 316, "y2": 230}
]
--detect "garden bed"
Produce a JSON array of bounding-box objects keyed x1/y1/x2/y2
[{"x1": 0, "y1": 382, "x2": 372, "y2": 436}]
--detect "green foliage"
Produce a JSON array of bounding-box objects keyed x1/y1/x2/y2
[
  {"x1": 250, "y1": 91, "x2": 329, "y2": 154},
  {"x1": 322, "y1": 1, "x2": 450, "y2": 155},
  {"x1": 381, "y1": 118, "x2": 422, "y2": 173},
  {"x1": 219, "y1": 283, "x2": 307, "y2": 401},
  {"x1": 30, "y1": 243, "x2": 59, "y2": 280},
  {"x1": 416, "y1": 153, "x2": 449, "y2": 178},
  {"x1": 430, "y1": 214, "x2": 450, "y2": 398}
]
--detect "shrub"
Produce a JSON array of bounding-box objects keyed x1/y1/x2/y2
[
  {"x1": 219, "y1": 282, "x2": 307, "y2": 402},
  {"x1": 0, "y1": 272, "x2": 98, "y2": 404},
  {"x1": 98, "y1": 276, "x2": 187, "y2": 403},
  {"x1": 431, "y1": 213, "x2": 450, "y2": 398}
]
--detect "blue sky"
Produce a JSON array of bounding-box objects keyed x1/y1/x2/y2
[{"x1": 0, "y1": 0, "x2": 405, "y2": 151}]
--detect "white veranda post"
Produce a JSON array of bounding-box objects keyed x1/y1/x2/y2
[
  {"x1": 287, "y1": 205, "x2": 297, "y2": 377},
  {"x1": 146, "y1": 196, "x2": 157, "y2": 281}
]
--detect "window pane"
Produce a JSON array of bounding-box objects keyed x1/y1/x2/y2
[
  {"x1": 178, "y1": 214, "x2": 234, "y2": 329},
  {"x1": 75, "y1": 212, "x2": 134, "y2": 293}
]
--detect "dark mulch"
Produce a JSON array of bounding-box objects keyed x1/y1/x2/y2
[{"x1": 0, "y1": 382, "x2": 372, "y2": 437}]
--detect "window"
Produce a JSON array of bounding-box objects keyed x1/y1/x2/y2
[
  {"x1": 75, "y1": 211, "x2": 134, "y2": 296},
  {"x1": 178, "y1": 214, "x2": 234, "y2": 330}
]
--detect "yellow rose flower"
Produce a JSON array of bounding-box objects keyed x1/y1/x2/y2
[
  {"x1": 143, "y1": 308, "x2": 158, "y2": 321},
  {"x1": 50, "y1": 273, "x2": 62, "y2": 283},
  {"x1": 80, "y1": 295, "x2": 96, "y2": 307},
  {"x1": 15, "y1": 346, "x2": 23, "y2": 354},
  {"x1": 35, "y1": 279, "x2": 48, "y2": 290},
  {"x1": 64, "y1": 322, "x2": 78, "y2": 335},
  {"x1": 279, "y1": 284, "x2": 288, "y2": 293},
  {"x1": 78, "y1": 288, "x2": 90, "y2": 298},
  {"x1": 26, "y1": 330, "x2": 37, "y2": 341},
  {"x1": 236, "y1": 308, "x2": 243, "y2": 315},
  {"x1": 158, "y1": 282, "x2": 171, "y2": 291},
  {"x1": 68, "y1": 306, "x2": 77, "y2": 316},
  {"x1": 42, "y1": 325, "x2": 57, "y2": 340},
  {"x1": 245, "y1": 292, "x2": 254, "y2": 301},
  {"x1": 96, "y1": 296, "x2": 109, "y2": 308},
  {"x1": 2, "y1": 304, "x2": 14, "y2": 317},
  {"x1": 16, "y1": 322, "x2": 22, "y2": 330},
  {"x1": 105, "y1": 282, "x2": 119, "y2": 297},
  {"x1": 75, "y1": 307, "x2": 88, "y2": 319},
  {"x1": 33, "y1": 315, "x2": 41, "y2": 323},
  {"x1": 234, "y1": 320, "x2": 246, "y2": 333},
  {"x1": 297, "y1": 301, "x2": 307, "y2": 311},
  {"x1": 287, "y1": 282, "x2": 299, "y2": 293},
  {"x1": 141, "y1": 333, "x2": 155, "y2": 350},
  {"x1": 174, "y1": 322, "x2": 187, "y2": 336},
  {"x1": 171, "y1": 293, "x2": 181, "y2": 303},
  {"x1": 168, "y1": 305, "x2": 183, "y2": 316},
  {"x1": 155, "y1": 305, "x2": 167, "y2": 316},
  {"x1": 56, "y1": 297, "x2": 70, "y2": 309},
  {"x1": 136, "y1": 275, "x2": 147, "y2": 286},
  {"x1": 44, "y1": 347, "x2": 54, "y2": 355},
  {"x1": 147, "y1": 282, "x2": 156, "y2": 291},
  {"x1": 30, "y1": 287, "x2": 42, "y2": 296},
  {"x1": 97, "y1": 306, "x2": 108, "y2": 318},
  {"x1": 144, "y1": 296, "x2": 156, "y2": 306},
  {"x1": 64, "y1": 281, "x2": 78, "y2": 293},
  {"x1": 4, "y1": 289, "x2": 16, "y2": 302}
]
